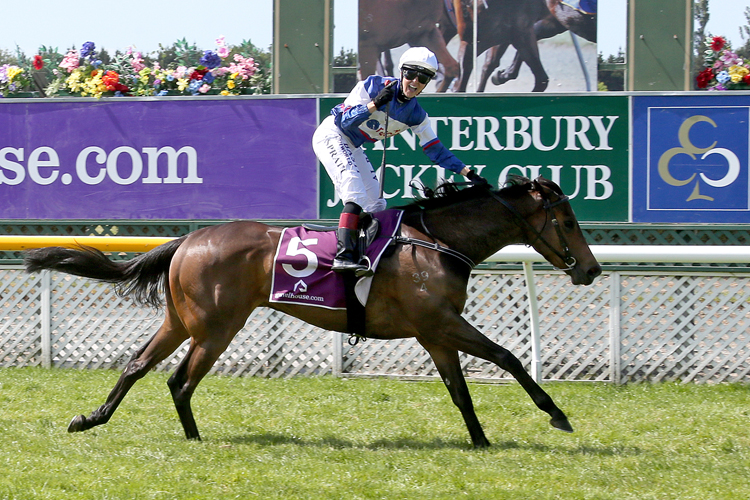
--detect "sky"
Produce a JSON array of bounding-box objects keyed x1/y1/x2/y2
[{"x1": 2, "y1": 1, "x2": 749, "y2": 61}]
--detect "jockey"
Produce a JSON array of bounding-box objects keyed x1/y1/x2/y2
[{"x1": 312, "y1": 46, "x2": 488, "y2": 273}]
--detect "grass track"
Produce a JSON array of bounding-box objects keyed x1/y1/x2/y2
[{"x1": 0, "y1": 367, "x2": 749, "y2": 499}]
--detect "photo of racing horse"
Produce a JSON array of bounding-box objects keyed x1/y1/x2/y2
[
  {"x1": 360, "y1": 0, "x2": 597, "y2": 93},
  {"x1": 24, "y1": 176, "x2": 601, "y2": 448}
]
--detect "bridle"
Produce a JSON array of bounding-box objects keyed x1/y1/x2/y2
[
  {"x1": 394, "y1": 181, "x2": 578, "y2": 272},
  {"x1": 487, "y1": 186, "x2": 578, "y2": 272}
]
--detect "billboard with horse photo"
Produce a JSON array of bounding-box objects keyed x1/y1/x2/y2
[{"x1": 358, "y1": 0, "x2": 597, "y2": 93}]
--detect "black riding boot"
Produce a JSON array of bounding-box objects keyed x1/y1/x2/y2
[{"x1": 332, "y1": 228, "x2": 368, "y2": 273}]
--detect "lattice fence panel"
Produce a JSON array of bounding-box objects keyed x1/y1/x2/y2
[
  {"x1": 619, "y1": 274, "x2": 750, "y2": 384},
  {"x1": 3, "y1": 267, "x2": 750, "y2": 384},
  {"x1": 9, "y1": 272, "x2": 336, "y2": 377},
  {"x1": 49, "y1": 274, "x2": 165, "y2": 369},
  {"x1": 536, "y1": 274, "x2": 612, "y2": 381},
  {"x1": 343, "y1": 273, "x2": 535, "y2": 379},
  {"x1": 0, "y1": 267, "x2": 43, "y2": 367}
]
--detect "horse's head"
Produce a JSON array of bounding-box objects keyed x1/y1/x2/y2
[{"x1": 524, "y1": 176, "x2": 601, "y2": 285}]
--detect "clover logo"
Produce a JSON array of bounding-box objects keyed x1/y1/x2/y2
[{"x1": 657, "y1": 115, "x2": 740, "y2": 202}]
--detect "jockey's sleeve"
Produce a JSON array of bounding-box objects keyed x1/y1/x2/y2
[
  {"x1": 412, "y1": 115, "x2": 466, "y2": 174},
  {"x1": 333, "y1": 78, "x2": 380, "y2": 132}
]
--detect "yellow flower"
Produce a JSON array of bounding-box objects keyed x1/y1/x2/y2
[
  {"x1": 220, "y1": 90, "x2": 230, "y2": 96},
  {"x1": 227, "y1": 80, "x2": 235, "y2": 89},
  {"x1": 177, "y1": 78, "x2": 189, "y2": 91},
  {"x1": 729, "y1": 65, "x2": 749, "y2": 77},
  {"x1": 66, "y1": 69, "x2": 83, "y2": 93},
  {"x1": 7, "y1": 66, "x2": 23, "y2": 82}
]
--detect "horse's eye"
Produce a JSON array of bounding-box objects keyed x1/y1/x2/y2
[{"x1": 564, "y1": 219, "x2": 576, "y2": 230}]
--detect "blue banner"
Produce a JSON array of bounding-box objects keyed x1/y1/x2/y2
[{"x1": 632, "y1": 95, "x2": 750, "y2": 223}]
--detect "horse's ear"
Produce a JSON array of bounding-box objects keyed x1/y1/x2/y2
[
  {"x1": 532, "y1": 176, "x2": 546, "y2": 195},
  {"x1": 532, "y1": 176, "x2": 556, "y2": 200}
]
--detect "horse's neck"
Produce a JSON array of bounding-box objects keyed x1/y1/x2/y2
[{"x1": 422, "y1": 196, "x2": 530, "y2": 263}]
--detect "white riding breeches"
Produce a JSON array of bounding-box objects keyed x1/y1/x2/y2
[{"x1": 313, "y1": 116, "x2": 387, "y2": 213}]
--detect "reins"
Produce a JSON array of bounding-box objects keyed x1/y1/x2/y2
[{"x1": 394, "y1": 181, "x2": 577, "y2": 272}]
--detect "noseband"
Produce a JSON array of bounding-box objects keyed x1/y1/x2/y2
[{"x1": 488, "y1": 188, "x2": 578, "y2": 272}]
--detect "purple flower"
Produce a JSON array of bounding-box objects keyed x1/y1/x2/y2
[
  {"x1": 81, "y1": 41, "x2": 96, "y2": 60},
  {"x1": 200, "y1": 50, "x2": 221, "y2": 69},
  {"x1": 203, "y1": 72, "x2": 215, "y2": 84}
]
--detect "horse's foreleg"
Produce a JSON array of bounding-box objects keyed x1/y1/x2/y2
[
  {"x1": 489, "y1": 43, "x2": 518, "y2": 86},
  {"x1": 428, "y1": 316, "x2": 573, "y2": 434},
  {"x1": 477, "y1": 46, "x2": 502, "y2": 92},
  {"x1": 514, "y1": 33, "x2": 549, "y2": 92},
  {"x1": 420, "y1": 341, "x2": 490, "y2": 448},
  {"x1": 68, "y1": 319, "x2": 189, "y2": 433}
]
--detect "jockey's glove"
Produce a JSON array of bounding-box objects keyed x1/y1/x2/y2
[
  {"x1": 467, "y1": 170, "x2": 489, "y2": 186},
  {"x1": 372, "y1": 80, "x2": 397, "y2": 110}
]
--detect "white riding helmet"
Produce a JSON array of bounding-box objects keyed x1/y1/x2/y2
[{"x1": 398, "y1": 47, "x2": 439, "y2": 78}]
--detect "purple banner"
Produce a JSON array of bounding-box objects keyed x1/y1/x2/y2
[{"x1": 0, "y1": 97, "x2": 318, "y2": 219}]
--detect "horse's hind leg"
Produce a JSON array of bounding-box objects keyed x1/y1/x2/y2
[
  {"x1": 167, "y1": 335, "x2": 235, "y2": 440},
  {"x1": 68, "y1": 317, "x2": 189, "y2": 433},
  {"x1": 420, "y1": 341, "x2": 490, "y2": 448}
]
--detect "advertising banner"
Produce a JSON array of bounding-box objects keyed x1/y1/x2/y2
[
  {"x1": 0, "y1": 98, "x2": 318, "y2": 220},
  {"x1": 632, "y1": 95, "x2": 750, "y2": 223},
  {"x1": 357, "y1": 0, "x2": 597, "y2": 93},
  {"x1": 318, "y1": 94, "x2": 629, "y2": 222}
]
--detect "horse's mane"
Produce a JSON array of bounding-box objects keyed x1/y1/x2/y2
[{"x1": 397, "y1": 175, "x2": 535, "y2": 213}]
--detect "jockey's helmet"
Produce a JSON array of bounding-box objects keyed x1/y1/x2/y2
[{"x1": 398, "y1": 47, "x2": 438, "y2": 78}]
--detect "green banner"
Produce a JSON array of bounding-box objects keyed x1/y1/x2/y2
[{"x1": 319, "y1": 94, "x2": 629, "y2": 221}]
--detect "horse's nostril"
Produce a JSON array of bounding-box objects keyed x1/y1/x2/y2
[{"x1": 589, "y1": 265, "x2": 602, "y2": 278}]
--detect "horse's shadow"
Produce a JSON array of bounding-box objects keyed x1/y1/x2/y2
[
  {"x1": 227, "y1": 432, "x2": 469, "y2": 450},
  {"x1": 226, "y1": 432, "x2": 642, "y2": 456}
]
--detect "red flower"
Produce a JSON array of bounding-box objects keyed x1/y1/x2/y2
[
  {"x1": 744, "y1": 74, "x2": 750, "y2": 85},
  {"x1": 189, "y1": 68, "x2": 208, "y2": 81},
  {"x1": 33, "y1": 55, "x2": 44, "y2": 70},
  {"x1": 710, "y1": 36, "x2": 726, "y2": 52},
  {"x1": 102, "y1": 70, "x2": 120, "y2": 91},
  {"x1": 696, "y1": 67, "x2": 714, "y2": 89}
]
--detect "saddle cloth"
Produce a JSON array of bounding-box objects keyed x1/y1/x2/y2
[{"x1": 270, "y1": 209, "x2": 404, "y2": 310}]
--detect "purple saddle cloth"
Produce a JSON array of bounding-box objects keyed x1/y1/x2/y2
[{"x1": 270, "y1": 209, "x2": 404, "y2": 310}]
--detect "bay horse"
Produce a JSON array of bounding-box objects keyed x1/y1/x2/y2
[
  {"x1": 358, "y1": 0, "x2": 459, "y2": 92},
  {"x1": 24, "y1": 176, "x2": 601, "y2": 448}
]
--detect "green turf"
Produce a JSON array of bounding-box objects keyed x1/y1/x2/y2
[{"x1": 0, "y1": 367, "x2": 748, "y2": 499}]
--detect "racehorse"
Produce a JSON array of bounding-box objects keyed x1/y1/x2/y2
[
  {"x1": 358, "y1": 0, "x2": 459, "y2": 92},
  {"x1": 24, "y1": 176, "x2": 601, "y2": 448}
]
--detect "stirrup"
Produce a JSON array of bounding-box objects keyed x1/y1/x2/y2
[{"x1": 332, "y1": 258, "x2": 368, "y2": 273}]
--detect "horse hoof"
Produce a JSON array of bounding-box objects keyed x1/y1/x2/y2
[
  {"x1": 491, "y1": 72, "x2": 504, "y2": 85},
  {"x1": 68, "y1": 415, "x2": 86, "y2": 433},
  {"x1": 550, "y1": 417, "x2": 574, "y2": 433}
]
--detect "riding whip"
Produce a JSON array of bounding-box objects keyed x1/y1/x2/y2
[{"x1": 378, "y1": 79, "x2": 397, "y2": 199}]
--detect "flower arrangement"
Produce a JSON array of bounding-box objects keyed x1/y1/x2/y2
[
  {"x1": 696, "y1": 36, "x2": 750, "y2": 90},
  {"x1": 0, "y1": 63, "x2": 32, "y2": 97},
  {"x1": 43, "y1": 36, "x2": 265, "y2": 98}
]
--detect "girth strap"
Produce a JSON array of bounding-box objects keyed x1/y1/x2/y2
[{"x1": 392, "y1": 236, "x2": 476, "y2": 270}]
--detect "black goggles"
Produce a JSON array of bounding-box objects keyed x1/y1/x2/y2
[{"x1": 402, "y1": 68, "x2": 433, "y2": 85}]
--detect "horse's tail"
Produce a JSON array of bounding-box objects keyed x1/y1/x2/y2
[{"x1": 24, "y1": 236, "x2": 188, "y2": 308}]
